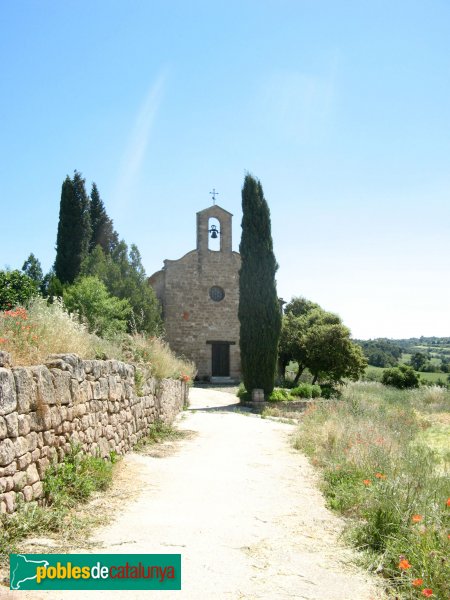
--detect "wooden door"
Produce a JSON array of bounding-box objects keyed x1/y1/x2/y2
[{"x1": 211, "y1": 343, "x2": 230, "y2": 376}]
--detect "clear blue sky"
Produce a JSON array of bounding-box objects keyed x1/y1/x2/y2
[{"x1": 1, "y1": 0, "x2": 449, "y2": 339}]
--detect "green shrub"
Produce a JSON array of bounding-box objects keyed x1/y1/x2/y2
[
  {"x1": 268, "y1": 388, "x2": 291, "y2": 402},
  {"x1": 319, "y1": 383, "x2": 341, "y2": 399},
  {"x1": 43, "y1": 444, "x2": 113, "y2": 508},
  {"x1": 0, "y1": 270, "x2": 38, "y2": 310},
  {"x1": 63, "y1": 276, "x2": 131, "y2": 337},
  {"x1": 236, "y1": 383, "x2": 251, "y2": 402},
  {"x1": 382, "y1": 364, "x2": 420, "y2": 389},
  {"x1": 290, "y1": 383, "x2": 321, "y2": 398}
]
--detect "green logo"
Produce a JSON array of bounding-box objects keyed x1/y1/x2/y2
[{"x1": 10, "y1": 554, "x2": 181, "y2": 590}]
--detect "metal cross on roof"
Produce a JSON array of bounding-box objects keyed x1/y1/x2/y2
[{"x1": 209, "y1": 188, "x2": 219, "y2": 205}]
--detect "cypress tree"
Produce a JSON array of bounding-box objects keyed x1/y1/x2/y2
[
  {"x1": 90, "y1": 183, "x2": 118, "y2": 254},
  {"x1": 54, "y1": 171, "x2": 91, "y2": 284},
  {"x1": 238, "y1": 174, "x2": 281, "y2": 396}
]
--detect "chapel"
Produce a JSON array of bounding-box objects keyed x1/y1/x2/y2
[{"x1": 148, "y1": 203, "x2": 241, "y2": 381}]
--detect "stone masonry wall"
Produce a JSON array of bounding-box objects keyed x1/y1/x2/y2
[{"x1": 0, "y1": 351, "x2": 188, "y2": 514}]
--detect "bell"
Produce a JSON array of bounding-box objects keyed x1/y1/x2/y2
[{"x1": 209, "y1": 225, "x2": 219, "y2": 239}]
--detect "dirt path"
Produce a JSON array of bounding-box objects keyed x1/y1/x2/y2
[{"x1": 8, "y1": 388, "x2": 383, "y2": 600}]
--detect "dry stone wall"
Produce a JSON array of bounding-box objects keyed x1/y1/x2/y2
[{"x1": 0, "y1": 351, "x2": 188, "y2": 514}]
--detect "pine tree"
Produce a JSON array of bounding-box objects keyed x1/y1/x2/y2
[
  {"x1": 89, "y1": 183, "x2": 118, "y2": 254},
  {"x1": 238, "y1": 174, "x2": 281, "y2": 396},
  {"x1": 54, "y1": 171, "x2": 91, "y2": 284},
  {"x1": 22, "y1": 253, "x2": 43, "y2": 287}
]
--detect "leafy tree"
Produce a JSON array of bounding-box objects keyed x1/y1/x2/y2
[
  {"x1": 54, "y1": 171, "x2": 91, "y2": 284},
  {"x1": 278, "y1": 312, "x2": 308, "y2": 382},
  {"x1": 238, "y1": 174, "x2": 281, "y2": 396},
  {"x1": 22, "y1": 253, "x2": 43, "y2": 289},
  {"x1": 40, "y1": 269, "x2": 64, "y2": 300},
  {"x1": 0, "y1": 270, "x2": 38, "y2": 310},
  {"x1": 279, "y1": 300, "x2": 366, "y2": 384},
  {"x1": 304, "y1": 321, "x2": 367, "y2": 384},
  {"x1": 382, "y1": 364, "x2": 420, "y2": 389},
  {"x1": 89, "y1": 183, "x2": 118, "y2": 254},
  {"x1": 63, "y1": 276, "x2": 131, "y2": 337},
  {"x1": 81, "y1": 243, "x2": 162, "y2": 335},
  {"x1": 409, "y1": 352, "x2": 427, "y2": 371},
  {"x1": 285, "y1": 296, "x2": 320, "y2": 318}
]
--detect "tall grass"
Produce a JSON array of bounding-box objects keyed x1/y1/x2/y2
[
  {"x1": 122, "y1": 333, "x2": 196, "y2": 381},
  {"x1": 294, "y1": 382, "x2": 450, "y2": 599},
  {"x1": 0, "y1": 298, "x2": 195, "y2": 380}
]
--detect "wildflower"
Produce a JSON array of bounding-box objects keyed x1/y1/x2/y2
[
  {"x1": 412, "y1": 579, "x2": 423, "y2": 587},
  {"x1": 422, "y1": 589, "x2": 433, "y2": 597},
  {"x1": 412, "y1": 514, "x2": 423, "y2": 523},
  {"x1": 447, "y1": 498, "x2": 450, "y2": 507},
  {"x1": 363, "y1": 479, "x2": 371, "y2": 486},
  {"x1": 375, "y1": 472, "x2": 386, "y2": 479},
  {"x1": 0, "y1": 337, "x2": 7, "y2": 344},
  {"x1": 398, "y1": 559, "x2": 411, "y2": 570}
]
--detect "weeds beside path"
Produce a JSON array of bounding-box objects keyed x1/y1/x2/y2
[{"x1": 294, "y1": 382, "x2": 450, "y2": 599}]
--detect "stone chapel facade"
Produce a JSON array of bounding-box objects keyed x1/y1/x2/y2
[{"x1": 148, "y1": 204, "x2": 241, "y2": 381}]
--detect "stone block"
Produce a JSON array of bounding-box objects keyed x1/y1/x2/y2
[
  {"x1": 98, "y1": 438, "x2": 110, "y2": 457},
  {"x1": 70, "y1": 378, "x2": 80, "y2": 403},
  {"x1": 22, "y1": 485, "x2": 33, "y2": 502},
  {"x1": 2, "y1": 461, "x2": 16, "y2": 476},
  {"x1": 0, "y1": 368, "x2": 17, "y2": 415},
  {"x1": 37, "y1": 457, "x2": 49, "y2": 478},
  {"x1": 26, "y1": 463, "x2": 39, "y2": 486},
  {"x1": 31, "y1": 366, "x2": 56, "y2": 406},
  {"x1": 13, "y1": 470, "x2": 27, "y2": 491},
  {"x1": 3, "y1": 490, "x2": 16, "y2": 513},
  {"x1": 13, "y1": 367, "x2": 36, "y2": 413},
  {"x1": 51, "y1": 369, "x2": 72, "y2": 405},
  {"x1": 5, "y1": 412, "x2": 18, "y2": 437},
  {"x1": 32, "y1": 481, "x2": 43, "y2": 499},
  {"x1": 91, "y1": 381, "x2": 101, "y2": 400},
  {"x1": 27, "y1": 432, "x2": 39, "y2": 452},
  {"x1": 74, "y1": 403, "x2": 87, "y2": 418},
  {"x1": 43, "y1": 431, "x2": 55, "y2": 446},
  {"x1": 30, "y1": 407, "x2": 52, "y2": 431},
  {"x1": 0, "y1": 477, "x2": 6, "y2": 493},
  {"x1": 0, "y1": 351, "x2": 12, "y2": 368},
  {"x1": 46, "y1": 353, "x2": 84, "y2": 381},
  {"x1": 0, "y1": 438, "x2": 16, "y2": 465},
  {"x1": 0, "y1": 416, "x2": 7, "y2": 439},
  {"x1": 17, "y1": 413, "x2": 31, "y2": 436},
  {"x1": 14, "y1": 436, "x2": 29, "y2": 458},
  {"x1": 31, "y1": 448, "x2": 40, "y2": 462},
  {"x1": 17, "y1": 452, "x2": 32, "y2": 470}
]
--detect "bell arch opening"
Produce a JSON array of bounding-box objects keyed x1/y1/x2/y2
[{"x1": 208, "y1": 217, "x2": 221, "y2": 251}]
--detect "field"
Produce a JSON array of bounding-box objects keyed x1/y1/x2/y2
[{"x1": 293, "y1": 382, "x2": 450, "y2": 599}]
